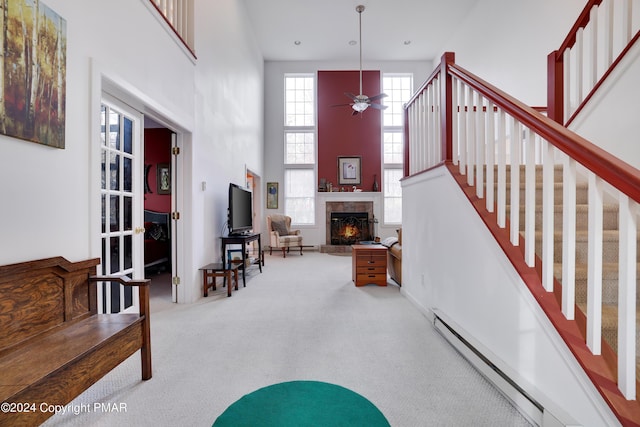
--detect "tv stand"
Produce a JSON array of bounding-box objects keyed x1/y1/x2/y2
[{"x1": 220, "y1": 232, "x2": 263, "y2": 287}]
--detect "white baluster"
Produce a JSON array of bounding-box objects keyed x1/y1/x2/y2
[
  {"x1": 587, "y1": 172, "x2": 603, "y2": 355},
  {"x1": 497, "y1": 109, "x2": 507, "y2": 229},
  {"x1": 542, "y1": 140, "x2": 555, "y2": 292},
  {"x1": 475, "y1": 92, "x2": 485, "y2": 199},
  {"x1": 622, "y1": 0, "x2": 632, "y2": 45},
  {"x1": 510, "y1": 118, "x2": 521, "y2": 246},
  {"x1": 427, "y1": 82, "x2": 435, "y2": 167},
  {"x1": 524, "y1": 128, "x2": 536, "y2": 267},
  {"x1": 576, "y1": 27, "x2": 585, "y2": 107},
  {"x1": 604, "y1": 0, "x2": 614, "y2": 68},
  {"x1": 466, "y1": 85, "x2": 475, "y2": 186},
  {"x1": 434, "y1": 77, "x2": 441, "y2": 164},
  {"x1": 451, "y1": 77, "x2": 459, "y2": 166},
  {"x1": 563, "y1": 48, "x2": 571, "y2": 120},
  {"x1": 458, "y1": 82, "x2": 467, "y2": 176},
  {"x1": 618, "y1": 194, "x2": 637, "y2": 399},
  {"x1": 562, "y1": 155, "x2": 577, "y2": 319},
  {"x1": 589, "y1": 5, "x2": 598, "y2": 89},
  {"x1": 485, "y1": 101, "x2": 495, "y2": 213}
]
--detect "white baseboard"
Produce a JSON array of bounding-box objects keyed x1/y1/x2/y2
[{"x1": 432, "y1": 309, "x2": 581, "y2": 427}]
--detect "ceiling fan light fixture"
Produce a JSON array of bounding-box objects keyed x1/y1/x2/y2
[
  {"x1": 352, "y1": 102, "x2": 368, "y2": 112},
  {"x1": 330, "y1": 4, "x2": 387, "y2": 116}
]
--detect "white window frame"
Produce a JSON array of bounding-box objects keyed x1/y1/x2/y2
[
  {"x1": 382, "y1": 73, "x2": 413, "y2": 225},
  {"x1": 284, "y1": 73, "x2": 316, "y2": 226}
]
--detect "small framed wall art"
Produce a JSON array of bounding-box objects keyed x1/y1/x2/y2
[
  {"x1": 266, "y1": 182, "x2": 278, "y2": 209},
  {"x1": 337, "y1": 156, "x2": 361, "y2": 185},
  {"x1": 157, "y1": 163, "x2": 171, "y2": 194}
]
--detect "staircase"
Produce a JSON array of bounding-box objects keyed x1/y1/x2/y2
[
  {"x1": 504, "y1": 164, "x2": 640, "y2": 374},
  {"x1": 404, "y1": 45, "x2": 640, "y2": 423}
]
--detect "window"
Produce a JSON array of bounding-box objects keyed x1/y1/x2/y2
[
  {"x1": 382, "y1": 74, "x2": 412, "y2": 224},
  {"x1": 383, "y1": 169, "x2": 403, "y2": 224},
  {"x1": 285, "y1": 169, "x2": 315, "y2": 225},
  {"x1": 285, "y1": 132, "x2": 314, "y2": 164},
  {"x1": 285, "y1": 76, "x2": 314, "y2": 126},
  {"x1": 284, "y1": 74, "x2": 315, "y2": 225}
]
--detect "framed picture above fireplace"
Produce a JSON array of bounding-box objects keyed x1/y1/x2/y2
[{"x1": 337, "y1": 156, "x2": 361, "y2": 185}]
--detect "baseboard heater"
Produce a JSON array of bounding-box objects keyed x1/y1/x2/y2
[{"x1": 432, "y1": 310, "x2": 580, "y2": 427}]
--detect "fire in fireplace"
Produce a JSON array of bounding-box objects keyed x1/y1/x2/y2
[{"x1": 330, "y1": 212, "x2": 370, "y2": 245}]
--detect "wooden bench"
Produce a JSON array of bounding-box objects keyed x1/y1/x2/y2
[{"x1": 0, "y1": 257, "x2": 152, "y2": 426}]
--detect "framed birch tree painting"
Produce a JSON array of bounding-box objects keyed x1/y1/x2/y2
[{"x1": 0, "y1": 0, "x2": 67, "y2": 148}]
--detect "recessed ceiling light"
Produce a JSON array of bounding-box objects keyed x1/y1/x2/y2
[
  {"x1": 403, "y1": 40, "x2": 411, "y2": 45},
  {"x1": 294, "y1": 40, "x2": 301, "y2": 45},
  {"x1": 349, "y1": 40, "x2": 357, "y2": 46}
]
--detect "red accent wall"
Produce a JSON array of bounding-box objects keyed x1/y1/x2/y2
[
  {"x1": 317, "y1": 70, "x2": 382, "y2": 192},
  {"x1": 144, "y1": 128, "x2": 172, "y2": 213}
]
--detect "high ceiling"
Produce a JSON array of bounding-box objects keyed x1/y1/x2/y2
[{"x1": 242, "y1": 0, "x2": 481, "y2": 62}]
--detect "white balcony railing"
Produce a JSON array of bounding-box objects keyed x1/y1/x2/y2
[
  {"x1": 149, "y1": 0, "x2": 195, "y2": 57},
  {"x1": 548, "y1": 0, "x2": 639, "y2": 124}
]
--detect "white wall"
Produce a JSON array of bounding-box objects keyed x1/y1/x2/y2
[
  {"x1": 401, "y1": 167, "x2": 618, "y2": 427},
  {"x1": 0, "y1": 0, "x2": 263, "y2": 303},
  {"x1": 263, "y1": 60, "x2": 431, "y2": 247},
  {"x1": 568, "y1": 40, "x2": 640, "y2": 170},
  {"x1": 435, "y1": 0, "x2": 585, "y2": 106}
]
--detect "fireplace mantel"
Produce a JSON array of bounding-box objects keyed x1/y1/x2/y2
[{"x1": 317, "y1": 192, "x2": 383, "y2": 251}]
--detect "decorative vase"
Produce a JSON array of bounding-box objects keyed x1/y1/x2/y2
[{"x1": 373, "y1": 175, "x2": 379, "y2": 192}]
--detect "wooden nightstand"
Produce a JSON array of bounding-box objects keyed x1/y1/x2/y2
[{"x1": 352, "y1": 244, "x2": 388, "y2": 286}]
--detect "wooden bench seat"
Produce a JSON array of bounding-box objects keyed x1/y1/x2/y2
[{"x1": 0, "y1": 257, "x2": 151, "y2": 426}]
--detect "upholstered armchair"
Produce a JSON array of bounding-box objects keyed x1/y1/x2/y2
[{"x1": 266, "y1": 214, "x2": 303, "y2": 257}]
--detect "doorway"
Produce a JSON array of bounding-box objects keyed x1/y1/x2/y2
[{"x1": 143, "y1": 120, "x2": 178, "y2": 308}]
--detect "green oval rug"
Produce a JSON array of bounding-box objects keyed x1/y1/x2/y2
[{"x1": 213, "y1": 380, "x2": 390, "y2": 427}]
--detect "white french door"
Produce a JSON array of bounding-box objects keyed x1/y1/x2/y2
[{"x1": 99, "y1": 98, "x2": 144, "y2": 313}]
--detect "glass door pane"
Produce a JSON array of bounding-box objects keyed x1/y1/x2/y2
[{"x1": 100, "y1": 101, "x2": 142, "y2": 313}]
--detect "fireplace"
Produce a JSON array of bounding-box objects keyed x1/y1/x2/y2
[
  {"x1": 330, "y1": 212, "x2": 370, "y2": 245},
  {"x1": 322, "y1": 201, "x2": 374, "y2": 252}
]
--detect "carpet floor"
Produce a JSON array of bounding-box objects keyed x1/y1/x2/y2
[{"x1": 44, "y1": 251, "x2": 532, "y2": 426}]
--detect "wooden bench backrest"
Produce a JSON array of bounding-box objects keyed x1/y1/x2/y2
[{"x1": 0, "y1": 257, "x2": 100, "y2": 353}]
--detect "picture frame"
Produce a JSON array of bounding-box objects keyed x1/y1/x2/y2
[
  {"x1": 157, "y1": 163, "x2": 171, "y2": 194},
  {"x1": 1, "y1": 0, "x2": 67, "y2": 148},
  {"x1": 266, "y1": 182, "x2": 278, "y2": 209},
  {"x1": 337, "y1": 156, "x2": 361, "y2": 185}
]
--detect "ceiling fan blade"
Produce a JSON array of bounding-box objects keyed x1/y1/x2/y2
[
  {"x1": 367, "y1": 93, "x2": 388, "y2": 102},
  {"x1": 344, "y1": 92, "x2": 358, "y2": 101},
  {"x1": 368, "y1": 103, "x2": 388, "y2": 110},
  {"x1": 352, "y1": 109, "x2": 360, "y2": 116},
  {"x1": 330, "y1": 103, "x2": 353, "y2": 108}
]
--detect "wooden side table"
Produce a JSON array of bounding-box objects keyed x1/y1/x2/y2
[
  {"x1": 352, "y1": 244, "x2": 388, "y2": 287},
  {"x1": 200, "y1": 262, "x2": 239, "y2": 297}
]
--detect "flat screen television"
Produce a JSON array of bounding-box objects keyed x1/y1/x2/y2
[{"x1": 228, "y1": 183, "x2": 253, "y2": 235}]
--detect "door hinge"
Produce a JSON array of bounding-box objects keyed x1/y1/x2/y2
[
  {"x1": 172, "y1": 212, "x2": 180, "y2": 220},
  {"x1": 172, "y1": 276, "x2": 180, "y2": 285},
  {"x1": 172, "y1": 147, "x2": 180, "y2": 155}
]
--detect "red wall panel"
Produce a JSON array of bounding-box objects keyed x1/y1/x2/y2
[
  {"x1": 144, "y1": 128, "x2": 172, "y2": 213},
  {"x1": 317, "y1": 70, "x2": 382, "y2": 192}
]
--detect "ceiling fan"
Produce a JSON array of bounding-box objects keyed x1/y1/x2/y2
[{"x1": 334, "y1": 5, "x2": 387, "y2": 116}]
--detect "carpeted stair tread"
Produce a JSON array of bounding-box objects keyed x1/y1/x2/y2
[
  {"x1": 554, "y1": 262, "x2": 640, "y2": 305},
  {"x1": 507, "y1": 203, "x2": 619, "y2": 231},
  {"x1": 536, "y1": 230, "x2": 640, "y2": 264},
  {"x1": 493, "y1": 182, "x2": 589, "y2": 204}
]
